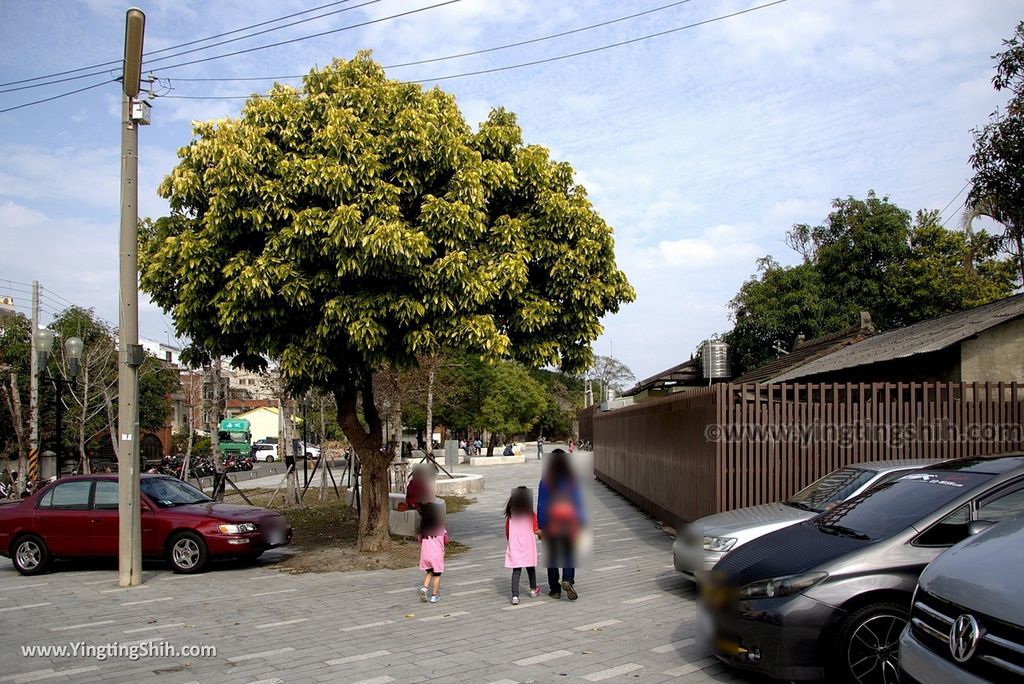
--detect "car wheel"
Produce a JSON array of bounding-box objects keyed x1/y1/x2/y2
[
  {"x1": 167, "y1": 531, "x2": 208, "y2": 574},
  {"x1": 267, "y1": 455, "x2": 275, "y2": 463},
  {"x1": 12, "y1": 535, "x2": 50, "y2": 576},
  {"x1": 834, "y1": 601, "x2": 908, "y2": 684}
]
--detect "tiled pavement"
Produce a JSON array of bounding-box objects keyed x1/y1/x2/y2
[{"x1": 0, "y1": 453, "x2": 758, "y2": 683}]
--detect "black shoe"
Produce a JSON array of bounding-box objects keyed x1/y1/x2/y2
[
  {"x1": 548, "y1": 590, "x2": 561, "y2": 599},
  {"x1": 561, "y1": 580, "x2": 578, "y2": 601}
]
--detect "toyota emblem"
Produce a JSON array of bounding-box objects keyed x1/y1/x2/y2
[{"x1": 949, "y1": 614, "x2": 981, "y2": 663}]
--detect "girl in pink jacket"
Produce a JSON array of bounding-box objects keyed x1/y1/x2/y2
[{"x1": 504, "y1": 486, "x2": 541, "y2": 605}]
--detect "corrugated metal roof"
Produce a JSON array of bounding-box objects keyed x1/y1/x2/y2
[
  {"x1": 623, "y1": 358, "x2": 703, "y2": 396},
  {"x1": 733, "y1": 325, "x2": 872, "y2": 384},
  {"x1": 771, "y1": 294, "x2": 1024, "y2": 383}
]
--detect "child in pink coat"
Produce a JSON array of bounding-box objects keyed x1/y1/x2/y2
[
  {"x1": 505, "y1": 486, "x2": 541, "y2": 605},
  {"x1": 418, "y1": 503, "x2": 448, "y2": 603}
]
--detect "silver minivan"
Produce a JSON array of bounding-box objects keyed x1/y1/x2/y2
[{"x1": 673, "y1": 459, "x2": 941, "y2": 581}]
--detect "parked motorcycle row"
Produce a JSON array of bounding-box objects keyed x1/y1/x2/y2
[{"x1": 151, "y1": 454, "x2": 254, "y2": 479}]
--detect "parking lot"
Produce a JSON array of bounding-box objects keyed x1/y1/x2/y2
[{"x1": 0, "y1": 456, "x2": 754, "y2": 683}]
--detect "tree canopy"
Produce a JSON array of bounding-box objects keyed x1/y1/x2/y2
[
  {"x1": 968, "y1": 20, "x2": 1024, "y2": 282},
  {"x1": 139, "y1": 54, "x2": 633, "y2": 548},
  {"x1": 726, "y1": 193, "x2": 1017, "y2": 375}
]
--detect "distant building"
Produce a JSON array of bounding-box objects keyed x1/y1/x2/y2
[
  {"x1": 767, "y1": 294, "x2": 1024, "y2": 384},
  {"x1": 140, "y1": 337, "x2": 182, "y2": 367}
]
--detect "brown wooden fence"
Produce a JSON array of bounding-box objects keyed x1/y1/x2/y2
[{"x1": 593, "y1": 382, "x2": 1024, "y2": 528}]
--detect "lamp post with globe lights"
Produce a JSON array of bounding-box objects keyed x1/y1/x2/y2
[{"x1": 33, "y1": 329, "x2": 83, "y2": 481}]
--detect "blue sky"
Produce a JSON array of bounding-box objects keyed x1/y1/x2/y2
[{"x1": 0, "y1": 0, "x2": 1020, "y2": 380}]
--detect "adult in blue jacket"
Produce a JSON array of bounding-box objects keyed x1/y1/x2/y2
[{"x1": 537, "y1": 448, "x2": 585, "y2": 599}]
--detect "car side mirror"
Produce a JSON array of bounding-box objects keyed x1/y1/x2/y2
[{"x1": 967, "y1": 520, "x2": 993, "y2": 537}]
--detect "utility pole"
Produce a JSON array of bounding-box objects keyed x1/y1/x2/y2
[
  {"x1": 27, "y1": 281, "x2": 39, "y2": 486},
  {"x1": 118, "y1": 7, "x2": 146, "y2": 587}
]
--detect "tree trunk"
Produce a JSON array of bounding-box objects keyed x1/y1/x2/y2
[
  {"x1": 335, "y1": 381, "x2": 389, "y2": 551},
  {"x1": 3, "y1": 373, "x2": 27, "y2": 472},
  {"x1": 101, "y1": 386, "x2": 119, "y2": 460},
  {"x1": 425, "y1": 366, "x2": 435, "y2": 458}
]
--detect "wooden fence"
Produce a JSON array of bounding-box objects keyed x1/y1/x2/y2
[{"x1": 593, "y1": 382, "x2": 1024, "y2": 528}]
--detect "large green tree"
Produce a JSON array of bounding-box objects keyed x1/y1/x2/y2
[
  {"x1": 968, "y1": 20, "x2": 1024, "y2": 282},
  {"x1": 478, "y1": 363, "x2": 548, "y2": 452},
  {"x1": 139, "y1": 54, "x2": 633, "y2": 550},
  {"x1": 726, "y1": 194, "x2": 1016, "y2": 375}
]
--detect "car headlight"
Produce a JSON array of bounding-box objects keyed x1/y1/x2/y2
[
  {"x1": 702, "y1": 536, "x2": 737, "y2": 552},
  {"x1": 218, "y1": 522, "x2": 256, "y2": 534},
  {"x1": 737, "y1": 571, "x2": 828, "y2": 600}
]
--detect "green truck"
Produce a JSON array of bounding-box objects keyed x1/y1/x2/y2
[{"x1": 217, "y1": 418, "x2": 252, "y2": 458}]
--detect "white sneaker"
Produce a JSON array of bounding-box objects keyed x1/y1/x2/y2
[
  {"x1": 529, "y1": 587, "x2": 541, "y2": 598},
  {"x1": 419, "y1": 587, "x2": 429, "y2": 602},
  {"x1": 429, "y1": 594, "x2": 440, "y2": 603},
  {"x1": 511, "y1": 595, "x2": 520, "y2": 605}
]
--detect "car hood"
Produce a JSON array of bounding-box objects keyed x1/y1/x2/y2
[
  {"x1": 713, "y1": 520, "x2": 870, "y2": 585},
  {"x1": 691, "y1": 502, "x2": 815, "y2": 542},
  {"x1": 919, "y1": 515, "x2": 1024, "y2": 626},
  {"x1": 165, "y1": 502, "x2": 282, "y2": 522}
]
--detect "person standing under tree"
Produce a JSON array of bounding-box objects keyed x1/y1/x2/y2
[
  {"x1": 537, "y1": 435, "x2": 544, "y2": 460},
  {"x1": 537, "y1": 449, "x2": 585, "y2": 600},
  {"x1": 417, "y1": 503, "x2": 448, "y2": 603}
]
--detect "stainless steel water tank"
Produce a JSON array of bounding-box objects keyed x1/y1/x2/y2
[{"x1": 702, "y1": 341, "x2": 731, "y2": 380}]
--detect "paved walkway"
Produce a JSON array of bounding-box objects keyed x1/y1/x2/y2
[{"x1": 0, "y1": 454, "x2": 754, "y2": 683}]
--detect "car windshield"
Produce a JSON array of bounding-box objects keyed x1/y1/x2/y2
[
  {"x1": 785, "y1": 467, "x2": 877, "y2": 513},
  {"x1": 141, "y1": 478, "x2": 212, "y2": 508},
  {"x1": 809, "y1": 471, "x2": 992, "y2": 540}
]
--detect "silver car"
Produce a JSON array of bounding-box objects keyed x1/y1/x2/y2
[
  {"x1": 673, "y1": 459, "x2": 941, "y2": 581},
  {"x1": 899, "y1": 512, "x2": 1024, "y2": 683}
]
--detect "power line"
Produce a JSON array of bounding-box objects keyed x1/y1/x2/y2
[
  {"x1": 167, "y1": 0, "x2": 699, "y2": 83},
  {"x1": 0, "y1": 78, "x2": 116, "y2": 115},
  {"x1": 0, "y1": 0, "x2": 386, "y2": 95},
  {"x1": 162, "y1": 0, "x2": 791, "y2": 99},
  {"x1": 939, "y1": 180, "x2": 970, "y2": 227},
  {"x1": 39, "y1": 286, "x2": 78, "y2": 309},
  {"x1": 0, "y1": 0, "x2": 367, "y2": 89},
  {"x1": 148, "y1": 0, "x2": 466, "y2": 76}
]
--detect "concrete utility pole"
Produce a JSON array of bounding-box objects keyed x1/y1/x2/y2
[
  {"x1": 118, "y1": 7, "x2": 146, "y2": 587},
  {"x1": 27, "y1": 281, "x2": 39, "y2": 486}
]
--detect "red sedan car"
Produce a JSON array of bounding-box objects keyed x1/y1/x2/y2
[{"x1": 0, "y1": 474, "x2": 291, "y2": 575}]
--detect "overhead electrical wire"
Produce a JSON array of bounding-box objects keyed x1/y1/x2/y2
[
  {"x1": 0, "y1": 0, "x2": 367, "y2": 89},
  {"x1": 162, "y1": 0, "x2": 791, "y2": 100},
  {"x1": 0, "y1": 78, "x2": 116, "y2": 115},
  {"x1": 138, "y1": 0, "x2": 465, "y2": 76},
  {"x1": 0, "y1": 0, "x2": 457, "y2": 113},
  {"x1": 0, "y1": 0, "x2": 383, "y2": 94},
  {"x1": 168, "y1": 0, "x2": 699, "y2": 82},
  {"x1": 939, "y1": 180, "x2": 971, "y2": 227}
]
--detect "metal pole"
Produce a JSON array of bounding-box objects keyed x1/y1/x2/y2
[
  {"x1": 302, "y1": 401, "x2": 308, "y2": 487},
  {"x1": 27, "y1": 281, "x2": 39, "y2": 486},
  {"x1": 117, "y1": 92, "x2": 142, "y2": 586},
  {"x1": 54, "y1": 379, "x2": 62, "y2": 479}
]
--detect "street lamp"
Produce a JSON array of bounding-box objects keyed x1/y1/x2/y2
[
  {"x1": 34, "y1": 330, "x2": 83, "y2": 481},
  {"x1": 33, "y1": 328, "x2": 53, "y2": 368}
]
